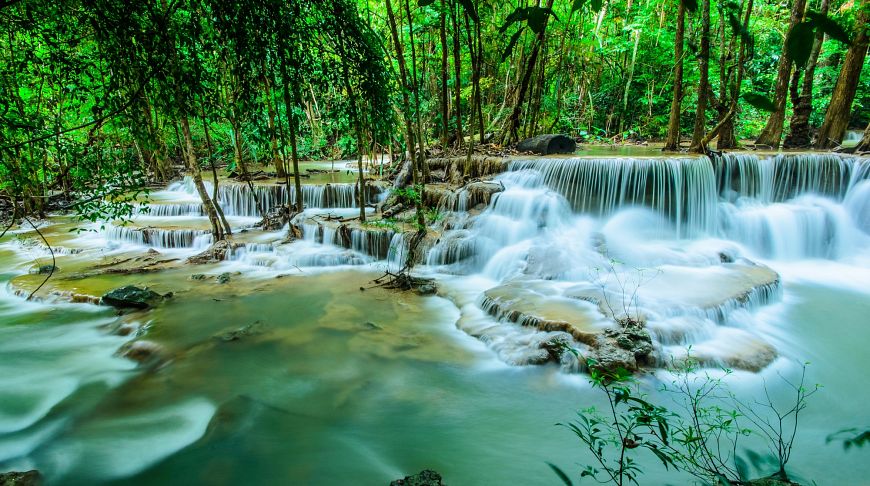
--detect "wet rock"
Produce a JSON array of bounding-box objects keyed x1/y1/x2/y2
[
  {"x1": 217, "y1": 272, "x2": 232, "y2": 284},
  {"x1": 591, "y1": 319, "x2": 655, "y2": 372},
  {"x1": 516, "y1": 134, "x2": 577, "y2": 155},
  {"x1": 101, "y1": 286, "x2": 164, "y2": 309},
  {"x1": 119, "y1": 340, "x2": 165, "y2": 365},
  {"x1": 390, "y1": 470, "x2": 444, "y2": 486},
  {"x1": 0, "y1": 470, "x2": 42, "y2": 486},
  {"x1": 216, "y1": 321, "x2": 265, "y2": 342},
  {"x1": 187, "y1": 239, "x2": 240, "y2": 264},
  {"x1": 363, "y1": 321, "x2": 382, "y2": 330},
  {"x1": 414, "y1": 282, "x2": 437, "y2": 296},
  {"x1": 191, "y1": 274, "x2": 207, "y2": 280},
  {"x1": 31, "y1": 264, "x2": 58, "y2": 275}
]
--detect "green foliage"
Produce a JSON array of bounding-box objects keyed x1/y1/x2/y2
[{"x1": 554, "y1": 357, "x2": 819, "y2": 485}]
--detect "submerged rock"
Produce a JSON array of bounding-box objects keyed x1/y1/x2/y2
[
  {"x1": 101, "y1": 286, "x2": 164, "y2": 309},
  {"x1": 217, "y1": 272, "x2": 232, "y2": 284},
  {"x1": 31, "y1": 264, "x2": 58, "y2": 275},
  {"x1": 0, "y1": 470, "x2": 42, "y2": 486},
  {"x1": 119, "y1": 340, "x2": 165, "y2": 365},
  {"x1": 516, "y1": 134, "x2": 577, "y2": 155},
  {"x1": 390, "y1": 470, "x2": 444, "y2": 486}
]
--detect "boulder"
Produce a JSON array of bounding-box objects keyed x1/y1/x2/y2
[
  {"x1": 101, "y1": 286, "x2": 164, "y2": 309},
  {"x1": 0, "y1": 471, "x2": 41, "y2": 486},
  {"x1": 516, "y1": 134, "x2": 577, "y2": 155},
  {"x1": 119, "y1": 340, "x2": 165, "y2": 365},
  {"x1": 390, "y1": 470, "x2": 444, "y2": 486}
]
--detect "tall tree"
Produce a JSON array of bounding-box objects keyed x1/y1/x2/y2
[
  {"x1": 755, "y1": 0, "x2": 808, "y2": 148},
  {"x1": 783, "y1": 0, "x2": 831, "y2": 148},
  {"x1": 690, "y1": 0, "x2": 712, "y2": 153},
  {"x1": 663, "y1": 0, "x2": 688, "y2": 151},
  {"x1": 816, "y1": 0, "x2": 869, "y2": 148}
]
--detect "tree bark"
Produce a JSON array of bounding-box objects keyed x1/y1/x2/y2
[
  {"x1": 755, "y1": 0, "x2": 808, "y2": 148},
  {"x1": 854, "y1": 122, "x2": 870, "y2": 152},
  {"x1": 663, "y1": 0, "x2": 686, "y2": 151},
  {"x1": 690, "y1": 0, "x2": 712, "y2": 152},
  {"x1": 451, "y1": 2, "x2": 463, "y2": 146},
  {"x1": 499, "y1": 0, "x2": 556, "y2": 146},
  {"x1": 783, "y1": 0, "x2": 830, "y2": 148},
  {"x1": 181, "y1": 116, "x2": 223, "y2": 241},
  {"x1": 439, "y1": 0, "x2": 449, "y2": 148},
  {"x1": 816, "y1": 0, "x2": 869, "y2": 149}
]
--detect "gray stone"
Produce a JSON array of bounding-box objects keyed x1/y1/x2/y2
[
  {"x1": 390, "y1": 470, "x2": 444, "y2": 486},
  {"x1": 0, "y1": 470, "x2": 41, "y2": 486},
  {"x1": 101, "y1": 286, "x2": 163, "y2": 309},
  {"x1": 516, "y1": 134, "x2": 577, "y2": 155}
]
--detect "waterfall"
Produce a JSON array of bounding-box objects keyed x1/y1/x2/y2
[{"x1": 105, "y1": 226, "x2": 213, "y2": 249}]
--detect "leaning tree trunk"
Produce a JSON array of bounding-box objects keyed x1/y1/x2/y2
[
  {"x1": 180, "y1": 116, "x2": 223, "y2": 241},
  {"x1": 816, "y1": 0, "x2": 869, "y2": 149},
  {"x1": 500, "y1": 0, "x2": 556, "y2": 146},
  {"x1": 663, "y1": 0, "x2": 686, "y2": 151},
  {"x1": 689, "y1": 0, "x2": 712, "y2": 153},
  {"x1": 756, "y1": 0, "x2": 808, "y2": 148},
  {"x1": 854, "y1": 122, "x2": 870, "y2": 152},
  {"x1": 784, "y1": 0, "x2": 830, "y2": 148}
]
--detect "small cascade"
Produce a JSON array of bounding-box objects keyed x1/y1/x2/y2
[
  {"x1": 715, "y1": 153, "x2": 859, "y2": 203},
  {"x1": 105, "y1": 226, "x2": 213, "y2": 249},
  {"x1": 140, "y1": 203, "x2": 204, "y2": 217},
  {"x1": 508, "y1": 157, "x2": 719, "y2": 236}
]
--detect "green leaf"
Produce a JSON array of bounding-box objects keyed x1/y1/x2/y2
[
  {"x1": 786, "y1": 21, "x2": 816, "y2": 68},
  {"x1": 457, "y1": 0, "x2": 479, "y2": 22},
  {"x1": 572, "y1": 0, "x2": 587, "y2": 13},
  {"x1": 591, "y1": 0, "x2": 603, "y2": 12},
  {"x1": 806, "y1": 11, "x2": 852, "y2": 45},
  {"x1": 526, "y1": 7, "x2": 558, "y2": 34},
  {"x1": 500, "y1": 7, "x2": 528, "y2": 33},
  {"x1": 418, "y1": 0, "x2": 436, "y2": 6},
  {"x1": 501, "y1": 27, "x2": 525, "y2": 61},
  {"x1": 743, "y1": 93, "x2": 776, "y2": 112},
  {"x1": 547, "y1": 463, "x2": 574, "y2": 486}
]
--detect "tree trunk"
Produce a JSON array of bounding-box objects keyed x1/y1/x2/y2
[
  {"x1": 756, "y1": 0, "x2": 808, "y2": 148},
  {"x1": 180, "y1": 116, "x2": 223, "y2": 241},
  {"x1": 440, "y1": 0, "x2": 449, "y2": 148},
  {"x1": 783, "y1": 0, "x2": 830, "y2": 148},
  {"x1": 200, "y1": 114, "x2": 233, "y2": 236},
  {"x1": 854, "y1": 122, "x2": 870, "y2": 152},
  {"x1": 385, "y1": 0, "x2": 425, "y2": 228},
  {"x1": 816, "y1": 0, "x2": 869, "y2": 149},
  {"x1": 262, "y1": 64, "x2": 286, "y2": 178},
  {"x1": 690, "y1": 0, "x2": 712, "y2": 152},
  {"x1": 500, "y1": 0, "x2": 556, "y2": 146},
  {"x1": 451, "y1": 2, "x2": 463, "y2": 146},
  {"x1": 663, "y1": 0, "x2": 686, "y2": 151},
  {"x1": 278, "y1": 50, "x2": 304, "y2": 213}
]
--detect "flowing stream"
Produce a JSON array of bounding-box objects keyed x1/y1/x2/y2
[{"x1": 1, "y1": 153, "x2": 869, "y2": 484}]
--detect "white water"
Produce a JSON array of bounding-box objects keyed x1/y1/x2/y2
[{"x1": 3, "y1": 153, "x2": 870, "y2": 484}]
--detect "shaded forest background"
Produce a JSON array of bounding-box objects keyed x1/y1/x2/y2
[{"x1": 1, "y1": 0, "x2": 868, "y2": 222}]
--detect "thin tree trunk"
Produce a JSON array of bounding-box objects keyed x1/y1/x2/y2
[
  {"x1": 756, "y1": 0, "x2": 808, "y2": 148},
  {"x1": 690, "y1": 0, "x2": 712, "y2": 152},
  {"x1": 783, "y1": 0, "x2": 829, "y2": 148},
  {"x1": 500, "y1": 0, "x2": 556, "y2": 145},
  {"x1": 451, "y1": 2, "x2": 463, "y2": 146},
  {"x1": 816, "y1": 0, "x2": 869, "y2": 148},
  {"x1": 663, "y1": 0, "x2": 686, "y2": 151},
  {"x1": 700, "y1": 0, "x2": 754, "y2": 148},
  {"x1": 262, "y1": 63, "x2": 286, "y2": 178},
  {"x1": 180, "y1": 116, "x2": 223, "y2": 241},
  {"x1": 854, "y1": 122, "x2": 870, "y2": 152},
  {"x1": 440, "y1": 0, "x2": 449, "y2": 148},
  {"x1": 201, "y1": 113, "x2": 232, "y2": 236}
]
